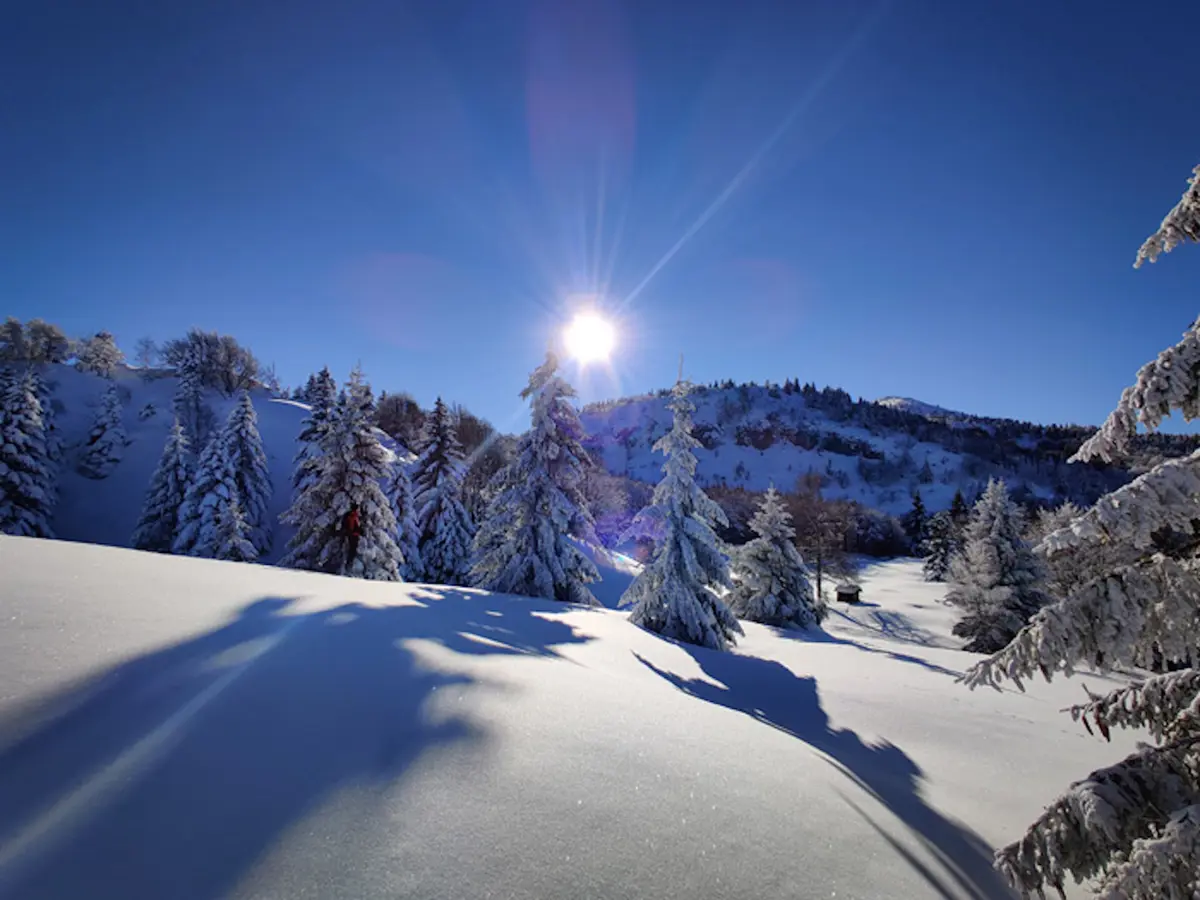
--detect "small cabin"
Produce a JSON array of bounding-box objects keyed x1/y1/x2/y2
[{"x1": 835, "y1": 584, "x2": 862, "y2": 604}]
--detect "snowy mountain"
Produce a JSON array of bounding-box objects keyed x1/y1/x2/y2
[
  {"x1": 876, "y1": 395, "x2": 971, "y2": 423},
  {"x1": 581, "y1": 381, "x2": 1199, "y2": 516},
  {"x1": 0, "y1": 537, "x2": 1139, "y2": 899}
]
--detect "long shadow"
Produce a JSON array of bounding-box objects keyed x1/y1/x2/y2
[
  {"x1": 777, "y1": 625, "x2": 963, "y2": 679},
  {"x1": 635, "y1": 649, "x2": 1015, "y2": 900},
  {"x1": 0, "y1": 589, "x2": 592, "y2": 900}
]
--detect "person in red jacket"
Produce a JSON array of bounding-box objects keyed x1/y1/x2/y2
[{"x1": 343, "y1": 506, "x2": 362, "y2": 570}]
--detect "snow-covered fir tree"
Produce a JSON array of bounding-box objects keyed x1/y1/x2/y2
[
  {"x1": 922, "y1": 510, "x2": 958, "y2": 582},
  {"x1": 131, "y1": 419, "x2": 193, "y2": 553},
  {"x1": 279, "y1": 368, "x2": 402, "y2": 580},
  {"x1": 212, "y1": 495, "x2": 258, "y2": 563},
  {"x1": 946, "y1": 478, "x2": 1048, "y2": 654},
  {"x1": 173, "y1": 349, "x2": 215, "y2": 452},
  {"x1": 221, "y1": 392, "x2": 273, "y2": 555},
  {"x1": 384, "y1": 457, "x2": 423, "y2": 581},
  {"x1": 77, "y1": 383, "x2": 127, "y2": 479},
  {"x1": 29, "y1": 370, "x2": 61, "y2": 465},
  {"x1": 620, "y1": 380, "x2": 743, "y2": 651},
  {"x1": 74, "y1": 331, "x2": 125, "y2": 377},
  {"x1": 0, "y1": 371, "x2": 56, "y2": 537},
  {"x1": 963, "y1": 161, "x2": 1200, "y2": 900},
  {"x1": 729, "y1": 486, "x2": 824, "y2": 628},
  {"x1": 949, "y1": 489, "x2": 970, "y2": 525},
  {"x1": 172, "y1": 424, "x2": 236, "y2": 558},
  {"x1": 902, "y1": 491, "x2": 928, "y2": 553},
  {"x1": 470, "y1": 352, "x2": 600, "y2": 605},
  {"x1": 412, "y1": 397, "x2": 475, "y2": 585},
  {"x1": 291, "y1": 366, "x2": 338, "y2": 499}
]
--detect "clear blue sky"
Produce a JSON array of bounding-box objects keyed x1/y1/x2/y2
[{"x1": 4, "y1": 0, "x2": 1200, "y2": 432}]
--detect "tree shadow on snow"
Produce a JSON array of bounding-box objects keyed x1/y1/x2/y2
[
  {"x1": 635, "y1": 649, "x2": 1015, "y2": 900},
  {"x1": 777, "y1": 625, "x2": 963, "y2": 679},
  {"x1": 0, "y1": 590, "x2": 591, "y2": 900}
]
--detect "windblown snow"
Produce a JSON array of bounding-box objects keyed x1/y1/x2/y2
[{"x1": 0, "y1": 538, "x2": 1138, "y2": 900}]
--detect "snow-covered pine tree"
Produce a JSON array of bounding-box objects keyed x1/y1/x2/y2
[
  {"x1": 212, "y1": 495, "x2": 258, "y2": 563},
  {"x1": 28, "y1": 370, "x2": 61, "y2": 465},
  {"x1": 172, "y1": 423, "x2": 235, "y2": 558},
  {"x1": 619, "y1": 380, "x2": 743, "y2": 651},
  {"x1": 412, "y1": 396, "x2": 474, "y2": 585},
  {"x1": 384, "y1": 457, "x2": 423, "y2": 581},
  {"x1": 729, "y1": 486, "x2": 824, "y2": 628},
  {"x1": 946, "y1": 478, "x2": 1048, "y2": 654},
  {"x1": 291, "y1": 366, "x2": 337, "y2": 499},
  {"x1": 75, "y1": 331, "x2": 125, "y2": 377},
  {"x1": 279, "y1": 368, "x2": 401, "y2": 580},
  {"x1": 469, "y1": 352, "x2": 600, "y2": 605},
  {"x1": 132, "y1": 419, "x2": 193, "y2": 553},
  {"x1": 77, "y1": 383, "x2": 127, "y2": 479},
  {"x1": 0, "y1": 371, "x2": 56, "y2": 537},
  {"x1": 922, "y1": 510, "x2": 958, "y2": 582},
  {"x1": 963, "y1": 161, "x2": 1200, "y2": 900},
  {"x1": 903, "y1": 491, "x2": 928, "y2": 553},
  {"x1": 173, "y1": 348, "x2": 215, "y2": 452},
  {"x1": 221, "y1": 392, "x2": 273, "y2": 555}
]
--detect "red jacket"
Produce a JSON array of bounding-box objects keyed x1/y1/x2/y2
[{"x1": 344, "y1": 509, "x2": 362, "y2": 538}]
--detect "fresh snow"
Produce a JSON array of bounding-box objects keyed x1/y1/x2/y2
[{"x1": 0, "y1": 539, "x2": 1141, "y2": 900}]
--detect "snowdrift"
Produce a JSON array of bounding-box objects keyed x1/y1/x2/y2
[{"x1": 0, "y1": 539, "x2": 1139, "y2": 899}]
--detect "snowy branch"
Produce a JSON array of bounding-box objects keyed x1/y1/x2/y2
[
  {"x1": 994, "y1": 741, "x2": 1200, "y2": 899},
  {"x1": 1069, "y1": 670, "x2": 1200, "y2": 743},
  {"x1": 960, "y1": 555, "x2": 1200, "y2": 691},
  {"x1": 1072, "y1": 320, "x2": 1200, "y2": 464},
  {"x1": 1038, "y1": 450, "x2": 1200, "y2": 556},
  {"x1": 1135, "y1": 164, "x2": 1200, "y2": 268},
  {"x1": 1094, "y1": 804, "x2": 1200, "y2": 900}
]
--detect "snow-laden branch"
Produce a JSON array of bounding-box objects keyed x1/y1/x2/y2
[
  {"x1": 1069, "y1": 670, "x2": 1200, "y2": 743},
  {"x1": 994, "y1": 741, "x2": 1200, "y2": 899},
  {"x1": 961, "y1": 555, "x2": 1200, "y2": 691},
  {"x1": 1072, "y1": 320, "x2": 1200, "y2": 463},
  {"x1": 1094, "y1": 804, "x2": 1200, "y2": 900},
  {"x1": 1038, "y1": 450, "x2": 1200, "y2": 557},
  {"x1": 1135, "y1": 164, "x2": 1200, "y2": 267}
]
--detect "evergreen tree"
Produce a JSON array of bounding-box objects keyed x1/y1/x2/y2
[
  {"x1": 964, "y1": 161, "x2": 1200, "y2": 899},
  {"x1": 172, "y1": 425, "x2": 237, "y2": 558},
  {"x1": 620, "y1": 381, "x2": 743, "y2": 651},
  {"x1": 0, "y1": 318, "x2": 29, "y2": 361},
  {"x1": 921, "y1": 511, "x2": 957, "y2": 582},
  {"x1": 291, "y1": 367, "x2": 337, "y2": 498},
  {"x1": 384, "y1": 458, "x2": 423, "y2": 581},
  {"x1": 902, "y1": 491, "x2": 928, "y2": 552},
  {"x1": 30, "y1": 371, "x2": 61, "y2": 465},
  {"x1": 132, "y1": 419, "x2": 192, "y2": 553},
  {"x1": 26, "y1": 320, "x2": 71, "y2": 363},
  {"x1": 212, "y1": 495, "x2": 258, "y2": 563},
  {"x1": 173, "y1": 349, "x2": 215, "y2": 451},
  {"x1": 470, "y1": 352, "x2": 600, "y2": 605},
  {"x1": 947, "y1": 478, "x2": 1048, "y2": 653},
  {"x1": 77, "y1": 383, "x2": 127, "y2": 479},
  {"x1": 949, "y1": 489, "x2": 970, "y2": 525},
  {"x1": 221, "y1": 392, "x2": 273, "y2": 555},
  {"x1": 729, "y1": 486, "x2": 823, "y2": 628},
  {"x1": 0, "y1": 371, "x2": 55, "y2": 537},
  {"x1": 279, "y1": 368, "x2": 402, "y2": 580},
  {"x1": 75, "y1": 331, "x2": 124, "y2": 377},
  {"x1": 412, "y1": 397, "x2": 475, "y2": 585}
]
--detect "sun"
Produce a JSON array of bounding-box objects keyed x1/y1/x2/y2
[{"x1": 563, "y1": 311, "x2": 616, "y2": 364}]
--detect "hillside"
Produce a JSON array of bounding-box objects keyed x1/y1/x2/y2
[
  {"x1": 13, "y1": 363, "x2": 307, "y2": 561},
  {"x1": 0, "y1": 538, "x2": 1140, "y2": 899},
  {"x1": 581, "y1": 381, "x2": 1200, "y2": 516}
]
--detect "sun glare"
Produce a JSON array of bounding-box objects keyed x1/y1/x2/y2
[{"x1": 563, "y1": 311, "x2": 616, "y2": 364}]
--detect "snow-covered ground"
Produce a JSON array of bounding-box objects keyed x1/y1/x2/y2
[{"x1": 0, "y1": 539, "x2": 1138, "y2": 899}]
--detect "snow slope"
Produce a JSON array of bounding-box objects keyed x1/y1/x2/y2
[
  {"x1": 25, "y1": 364, "x2": 307, "y2": 561},
  {"x1": 0, "y1": 539, "x2": 1138, "y2": 899},
  {"x1": 876, "y1": 396, "x2": 970, "y2": 423}
]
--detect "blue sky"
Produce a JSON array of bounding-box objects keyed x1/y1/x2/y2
[{"x1": 4, "y1": 0, "x2": 1200, "y2": 431}]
